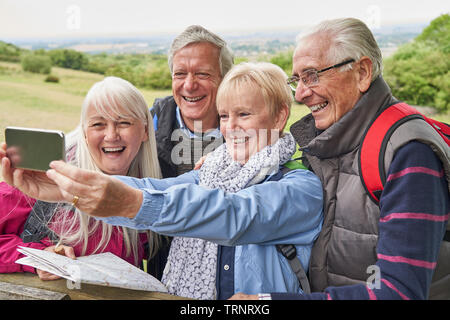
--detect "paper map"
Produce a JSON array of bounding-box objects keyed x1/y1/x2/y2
[{"x1": 16, "y1": 246, "x2": 168, "y2": 293}]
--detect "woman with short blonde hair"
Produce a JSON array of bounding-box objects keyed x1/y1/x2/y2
[{"x1": 217, "y1": 62, "x2": 293, "y2": 123}]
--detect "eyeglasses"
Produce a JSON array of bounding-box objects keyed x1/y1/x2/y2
[{"x1": 287, "y1": 59, "x2": 355, "y2": 92}]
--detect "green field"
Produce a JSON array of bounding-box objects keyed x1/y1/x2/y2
[
  {"x1": 0, "y1": 61, "x2": 310, "y2": 181},
  {"x1": 0, "y1": 60, "x2": 311, "y2": 139},
  {"x1": 0, "y1": 61, "x2": 175, "y2": 142},
  {"x1": 2, "y1": 60, "x2": 448, "y2": 182}
]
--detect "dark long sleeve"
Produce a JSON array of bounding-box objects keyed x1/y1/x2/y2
[{"x1": 272, "y1": 141, "x2": 449, "y2": 300}]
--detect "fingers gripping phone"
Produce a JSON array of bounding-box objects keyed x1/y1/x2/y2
[{"x1": 5, "y1": 127, "x2": 66, "y2": 172}]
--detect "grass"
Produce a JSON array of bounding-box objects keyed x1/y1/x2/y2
[
  {"x1": 0, "y1": 60, "x2": 309, "y2": 144},
  {"x1": 0, "y1": 61, "x2": 172, "y2": 142},
  {"x1": 0, "y1": 60, "x2": 447, "y2": 179}
]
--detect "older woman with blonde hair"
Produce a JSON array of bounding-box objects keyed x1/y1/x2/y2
[
  {"x1": 1, "y1": 63, "x2": 323, "y2": 298},
  {"x1": 0, "y1": 76, "x2": 163, "y2": 279}
]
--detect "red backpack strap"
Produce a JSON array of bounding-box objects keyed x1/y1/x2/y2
[
  {"x1": 423, "y1": 118, "x2": 450, "y2": 144},
  {"x1": 359, "y1": 103, "x2": 424, "y2": 203}
]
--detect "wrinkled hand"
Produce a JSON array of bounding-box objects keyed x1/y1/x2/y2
[
  {"x1": 1, "y1": 143, "x2": 64, "y2": 202},
  {"x1": 46, "y1": 161, "x2": 143, "y2": 218},
  {"x1": 228, "y1": 292, "x2": 259, "y2": 300},
  {"x1": 36, "y1": 245, "x2": 76, "y2": 281},
  {"x1": 194, "y1": 152, "x2": 212, "y2": 170},
  {"x1": 193, "y1": 155, "x2": 207, "y2": 170}
]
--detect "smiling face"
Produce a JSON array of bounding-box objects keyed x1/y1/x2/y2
[
  {"x1": 218, "y1": 84, "x2": 287, "y2": 164},
  {"x1": 292, "y1": 35, "x2": 364, "y2": 130},
  {"x1": 172, "y1": 42, "x2": 222, "y2": 132},
  {"x1": 84, "y1": 104, "x2": 148, "y2": 176}
]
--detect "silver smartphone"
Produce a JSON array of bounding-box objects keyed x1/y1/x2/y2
[{"x1": 5, "y1": 126, "x2": 66, "y2": 172}]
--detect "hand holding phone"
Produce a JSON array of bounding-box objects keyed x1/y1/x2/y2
[
  {"x1": 1, "y1": 128, "x2": 66, "y2": 204},
  {"x1": 5, "y1": 127, "x2": 66, "y2": 172}
]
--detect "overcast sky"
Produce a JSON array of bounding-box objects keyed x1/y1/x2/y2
[{"x1": 1, "y1": 0, "x2": 448, "y2": 39}]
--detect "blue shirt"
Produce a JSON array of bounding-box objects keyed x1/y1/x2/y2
[
  {"x1": 175, "y1": 107, "x2": 222, "y2": 139},
  {"x1": 100, "y1": 167, "x2": 323, "y2": 296},
  {"x1": 152, "y1": 105, "x2": 221, "y2": 139}
]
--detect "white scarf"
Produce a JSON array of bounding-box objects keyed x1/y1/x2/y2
[{"x1": 161, "y1": 133, "x2": 296, "y2": 299}]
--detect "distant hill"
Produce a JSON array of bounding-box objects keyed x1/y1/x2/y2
[
  {"x1": 0, "y1": 20, "x2": 437, "y2": 93},
  {"x1": 1, "y1": 22, "x2": 427, "y2": 57}
]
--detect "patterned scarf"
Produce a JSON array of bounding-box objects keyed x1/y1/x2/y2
[{"x1": 161, "y1": 133, "x2": 296, "y2": 299}]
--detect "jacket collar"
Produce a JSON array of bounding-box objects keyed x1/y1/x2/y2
[{"x1": 290, "y1": 76, "x2": 395, "y2": 158}]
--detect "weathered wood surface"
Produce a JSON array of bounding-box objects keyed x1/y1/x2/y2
[
  {"x1": 0, "y1": 273, "x2": 187, "y2": 300},
  {"x1": 0, "y1": 281, "x2": 70, "y2": 300}
]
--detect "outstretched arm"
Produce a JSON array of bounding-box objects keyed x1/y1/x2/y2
[
  {"x1": 2, "y1": 144, "x2": 200, "y2": 220},
  {"x1": 1, "y1": 147, "x2": 144, "y2": 219},
  {"x1": 99, "y1": 169, "x2": 323, "y2": 246}
]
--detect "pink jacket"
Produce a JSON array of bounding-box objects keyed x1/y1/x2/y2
[{"x1": 0, "y1": 182, "x2": 147, "y2": 274}]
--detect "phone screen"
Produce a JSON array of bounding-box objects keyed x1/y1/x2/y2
[{"x1": 5, "y1": 127, "x2": 66, "y2": 171}]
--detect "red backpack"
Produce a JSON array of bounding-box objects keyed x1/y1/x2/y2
[{"x1": 359, "y1": 102, "x2": 450, "y2": 204}]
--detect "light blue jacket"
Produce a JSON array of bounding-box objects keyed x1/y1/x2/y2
[{"x1": 101, "y1": 167, "x2": 323, "y2": 296}]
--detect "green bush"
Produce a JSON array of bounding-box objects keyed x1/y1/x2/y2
[
  {"x1": 21, "y1": 54, "x2": 52, "y2": 74},
  {"x1": 415, "y1": 14, "x2": 450, "y2": 53},
  {"x1": 45, "y1": 75, "x2": 59, "y2": 83},
  {"x1": 100, "y1": 54, "x2": 173, "y2": 90},
  {"x1": 84, "y1": 54, "x2": 110, "y2": 74},
  {"x1": 48, "y1": 49, "x2": 88, "y2": 70},
  {"x1": 139, "y1": 64, "x2": 172, "y2": 89},
  {"x1": 383, "y1": 14, "x2": 450, "y2": 112},
  {"x1": 0, "y1": 41, "x2": 25, "y2": 62},
  {"x1": 270, "y1": 50, "x2": 293, "y2": 75}
]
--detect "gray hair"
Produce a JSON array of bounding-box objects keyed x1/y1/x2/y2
[
  {"x1": 61, "y1": 76, "x2": 163, "y2": 265},
  {"x1": 295, "y1": 18, "x2": 383, "y2": 81},
  {"x1": 77, "y1": 76, "x2": 161, "y2": 180},
  {"x1": 168, "y1": 25, "x2": 234, "y2": 77}
]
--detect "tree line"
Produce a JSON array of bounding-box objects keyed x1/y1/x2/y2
[
  {"x1": 383, "y1": 14, "x2": 449, "y2": 112},
  {"x1": 12, "y1": 47, "x2": 172, "y2": 90}
]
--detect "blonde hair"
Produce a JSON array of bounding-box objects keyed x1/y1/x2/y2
[
  {"x1": 52, "y1": 76, "x2": 162, "y2": 266},
  {"x1": 216, "y1": 62, "x2": 293, "y2": 130}
]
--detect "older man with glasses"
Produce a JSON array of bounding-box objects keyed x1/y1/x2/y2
[{"x1": 231, "y1": 18, "x2": 449, "y2": 300}]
